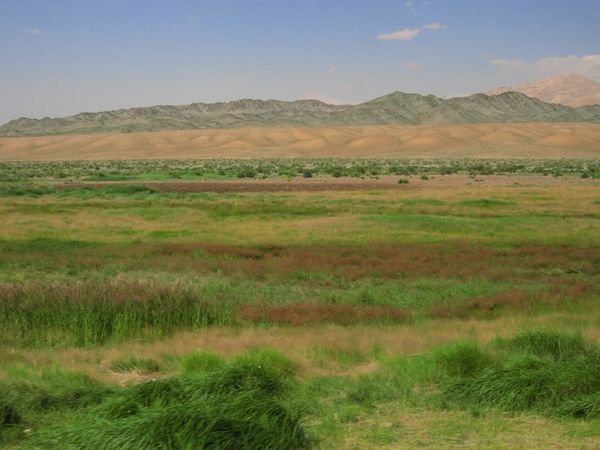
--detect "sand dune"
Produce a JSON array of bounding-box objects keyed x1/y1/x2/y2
[{"x1": 0, "y1": 123, "x2": 599, "y2": 160}]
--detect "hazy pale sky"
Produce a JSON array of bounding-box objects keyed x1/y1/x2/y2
[{"x1": 1, "y1": 0, "x2": 599, "y2": 124}]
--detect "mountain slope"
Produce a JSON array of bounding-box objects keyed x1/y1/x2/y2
[
  {"x1": 1, "y1": 91, "x2": 599, "y2": 137},
  {"x1": 486, "y1": 74, "x2": 600, "y2": 108}
]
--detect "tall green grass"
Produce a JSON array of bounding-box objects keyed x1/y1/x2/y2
[
  {"x1": 0, "y1": 280, "x2": 237, "y2": 346},
  {"x1": 443, "y1": 331, "x2": 600, "y2": 418},
  {"x1": 21, "y1": 351, "x2": 311, "y2": 450}
]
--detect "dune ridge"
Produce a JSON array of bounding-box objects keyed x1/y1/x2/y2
[{"x1": 1, "y1": 123, "x2": 599, "y2": 160}]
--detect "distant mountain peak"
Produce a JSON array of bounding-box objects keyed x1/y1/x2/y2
[{"x1": 486, "y1": 74, "x2": 600, "y2": 107}]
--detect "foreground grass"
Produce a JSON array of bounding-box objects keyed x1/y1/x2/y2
[{"x1": 1, "y1": 331, "x2": 599, "y2": 449}]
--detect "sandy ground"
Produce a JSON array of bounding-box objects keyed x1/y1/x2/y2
[{"x1": 1, "y1": 122, "x2": 600, "y2": 160}]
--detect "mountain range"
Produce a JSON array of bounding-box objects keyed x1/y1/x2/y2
[
  {"x1": 486, "y1": 74, "x2": 600, "y2": 108},
  {"x1": 2, "y1": 88, "x2": 600, "y2": 138}
]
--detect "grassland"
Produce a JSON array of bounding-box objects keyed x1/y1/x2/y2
[{"x1": 0, "y1": 159, "x2": 599, "y2": 449}]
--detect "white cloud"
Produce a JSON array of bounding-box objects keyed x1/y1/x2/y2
[
  {"x1": 402, "y1": 61, "x2": 424, "y2": 71},
  {"x1": 405, "y1": 0, "x2": 431, "y2": 14},
  {"x1": 24, "y1": 28, "x2": 42, "y2": 36},
  {"x1": 377, "y1": 28, "x2": 420, "y2": 41},
  {"x1": 423, "y1": 22, "x2": 446, "y2": 30},
  {"x1": 377, "y1": 21, "x2": 445, "y2": 42},
  {"x1": 491, "y1": 54, "x2": 600, "y2": 78}
]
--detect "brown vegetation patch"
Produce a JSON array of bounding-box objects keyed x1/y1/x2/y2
[
  {"x1": 428, "y1": 282, "x2": 594, "y2": 319},
  {"x1": 239, "y1": 303, "x2": 412, "y2": 325},
  {"x1": 0, "y1": 279, "x2": 204, "y2": 308},
  {"x1": 2, "y1": 241, "x2": 597, "y2": 281},
  {"x1": 155, "y1": 242, "x2": 600, "y2": 281}
]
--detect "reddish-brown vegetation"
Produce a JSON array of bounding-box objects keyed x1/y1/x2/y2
[
  {"x1": 2, "y1": 241, "x2": 598, "y2": 281},
  {"x1": 428, "y1": 282, "x2": 594, "y2": 319},
  {"x1": 156, "y1": 242, "x2": 599, "y2": 281}
]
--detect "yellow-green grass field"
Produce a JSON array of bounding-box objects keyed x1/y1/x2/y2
[{"x1": 0, "y1": 160, "x2": 599, "y2": 449}]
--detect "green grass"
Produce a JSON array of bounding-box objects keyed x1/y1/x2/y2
[
  {"x1": 0, "y1": 280, "x2": 240, "y2": 346},
  {"x1": 0, "y1": 273, "x2": 566, "y2": 346},
  {"x1": 443, "y1": 331, "x2": 600, "y2": 418},
  {"x1": 1, "y1": 334, "x2": 599, "y2": 449},
  {"x1": 0, "y1": 159, "x2": 598, "y2": 447},
  {"x1": 3, "y1": 352, "x2": 310, "y2": 450}
]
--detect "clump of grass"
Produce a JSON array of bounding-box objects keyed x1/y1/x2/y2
[
  {"x1": 557, "y1": 392, "x2": 600, "y2": 418},
  {"x1": 433, "y1": 342, "x2": 495, "y2": 378},
  {"x1": 443, "y1": 331, "x2": 600, "y2": 417},
  {"x1": 494, "y1": 330, "x2": 587, "y2": 361},
  {"x1": 0, "y1": 369, "x2": 113, "y2": 445},
  {"x1": 179, "y1": 351, "x2": 226, "y2": 376},
  {"x1": 111, "y1": 357, "x2": 162, "y2": 374},
  {"x1": 31, "y1": 351, "x2": 311, "y2": 450}
]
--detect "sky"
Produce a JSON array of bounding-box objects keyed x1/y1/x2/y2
[{"x1": 1, "y1": 0, "x2": 599, "y2": 124}]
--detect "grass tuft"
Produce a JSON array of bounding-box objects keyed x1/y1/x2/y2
[
  {"x1": 179, "y1": 351, "x2": 226, "y2": 376},
  {"x1": 433, "y1": 342, "x2": 495, "y2": 378},
  {"x1": 495, "y1": 330, "x2": 588, "y2": 361},
  {"x1": 443, "y1": 332, "x2": 600, "y2": 416},
  {"x1": 31, "y1": 351, "x2": 311, "y2": 450}
]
